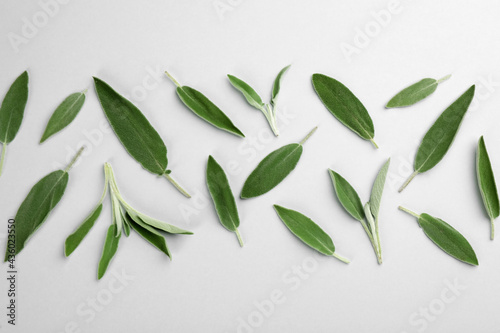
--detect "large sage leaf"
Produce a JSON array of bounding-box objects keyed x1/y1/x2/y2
[
  {"x1": 476, "y1": 136, "x2": 499, "y2": 239},
  {"x1": 312, "y1": 73, "x2": 377, "y2": 148},
  {"x1": 206, "y1": 155, "x2": 243, "y2": 246},
  {"x1": 386, "y1": 75, "x2": 451, "y2": 108},
  {"x1": 97, "y1": 225, "x2": 121, "y2": 279}
]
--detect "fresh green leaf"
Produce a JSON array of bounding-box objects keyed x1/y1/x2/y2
[
  {"x1": 312, "y1": 73, "x2": 377, "y2": 148},
  {"x1": 386, "y1": 75, "x2": 451, "y2": 108},
  {"x1": 128, "y1": 210, "x2": 193, "y2": 235},
  {"x1": 126, "y1": 213, "x2": 171, "y2": 258},
  {"x1": 121, "y1": 207, "x2": 131, "y2": 237},
  {"x1": 40, "y1": 90, "x2": 86, "y2": 143},
  {"x1": 399, "y1": 85, "x2": 475, "y2": 192},
  {"x1": 273, "y1": 205, "x2": 349, "y2": 263},
  {"x1": 271, "y1": 65, "x2": 291, "y2": 106},
  {"x1": 64, "y1": 203, "x2": 103, "y2": 256},
  {"x1": 227, "y1": 75, "x2": 264, "y2": 110},
  {"x1": 476, "y1": 136, "x2": 499, "y2": 239},
  {"x1": 328, "y1": 170, "x2": 365, "y2": 222},
  {"x1": 98, "y1": 225, "x2": 121, "y2": 279},
  {"x1": 241, "y1": 127, "x2": 317, "y2": 199},
  {"x1": 369, "y1": 159, "x2": 390, "y2": 219}
]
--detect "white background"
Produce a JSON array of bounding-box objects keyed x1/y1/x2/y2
[{"x1": 1, "y1": 0, "x2": 500, "y2": 332}]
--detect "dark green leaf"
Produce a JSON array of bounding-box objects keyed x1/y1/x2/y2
[
  {"x1": 227, "y1": 74, "x2": 264, "y2": 110},
  {"x1": 477, "y1": 136, "x2": 499, "y2": 239},
  {"x1": 0, "y1": 71, "x2": 29, "y2": 144},
  {"x1": 328, "y1": 170, "x2": 364, "y2": 222},
  {"x1": 271, "y1": 65, "x2": 291, "y2": 105},
  {"x1": 98, "y1": 225, "x2": 121, "y2": 279},
  {"x1": 126, "y1": 213, "x2": 171, "y2": 258},
  {"x1": 64, "y1": 203, "x2": 103, "y2": 257},
  {"x1": 386, "y1": 75, "x2": 450, "y2": 108}
]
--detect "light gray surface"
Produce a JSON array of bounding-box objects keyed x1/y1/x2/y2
[{"x1": 1, "y1": 0, "x2": 500, "y2": 332}]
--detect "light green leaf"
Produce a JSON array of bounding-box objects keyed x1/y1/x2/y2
[
  {"x1": 271, "y1": 65, "x2": 291, "y2": 106},
  {"x1": 227, "y1": 74, "x2": 264, "y2": 110},
  {"x1": 386, "y1": 75, "x2": 450, "y2": 108},
  {"x1": 369, "y1": 159, "x2": 390, "y2": 219}
]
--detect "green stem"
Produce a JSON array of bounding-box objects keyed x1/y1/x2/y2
[
  {"x1": 64, "y1": 146, "x2": 85, "y2": 173},
  {"x1": 163, "y1": 173, "x2": 191, "y2": 198},
  {"x1": 375, "y1": 220, "x2": 382, "y2": 264},
  {"x1": 164, "y1": 70, "x2": 181, "y2": 87},
  {"x1": 370, "y1": 138, "x2": 379, "y2": 149},
  {"x1": 360, "y1": 219, "x2": 380, "y2": 262},
  {"x1": 399, "y1": 170, "x2": 419, "y2": 192},
  {"x1": 0, "y1": 144, "x2": 6, "y2": 178},
  {"x1": 235, "y1": 229, "x2": 244, "y2": 247},
  {"x1": 266, "y1": 104, "x2": 279, "y2": 136},
  {"x1": 437, "y1": 74, "x2": 451, "y2": 84},
  {"x1": 299, "y1": 126, "x2": 318, "y2": 145},
  {"x1": 332, "y1": 252, "x2": 350, "y2": 264},
  {"x1": 491, "y1": 218, "x2": 495, "y2": 240},
  {"x1": 398, "y1": 206, "x2": 421, "y2": 218}
]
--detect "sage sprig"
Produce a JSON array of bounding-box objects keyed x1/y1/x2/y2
[
  {"x1": 386, "y1": 75, "x2": 451, "y2": 108},
  {"x1": 312, "y1": 73, "x2": 378, "y2": 149},
  {"x1": 93, "y1": 77, "x2": 191, "y2": 198},
  {"x1": 241, "y1": 127, "x2": 317, "y2": 199},
  {"x1": 65, "y1": 162, "x2": 193, "y2": 279},
  {"x1": 40, "y1": 89, "x2": 87, "y2": 143},
  {"x1": 476, "y1": 136, "x2": 499, "y2": 239},
  {"x1": 329, "y1": 159, "x2": 390, "y2": 264},
  {"x1": 4, "y1": 147, "x2": 84, "y2": 261},
  {"x1": 206, "y1": 155, "x2": 243, "y2": 246},
  {"x1": 0, "y1": 71, "x2": 29, "y2": 177},
  {"x1": 398, "y1": 206, "x2": 478, "y2": 266},
  {"x1": 164, "y1": 71, "x2": 245, "y2": 137},
  {"x1": 274, "y1": 205, "x2": 349, "y2": 263},
  {"x1": 399, "y1": 85, "x2": 475, "y2": 192},
  {"x1": 228, "y1": 65, "x2": 290, "y2": 136}
]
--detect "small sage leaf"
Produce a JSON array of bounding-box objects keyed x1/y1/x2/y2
[
  {"x1": 64, "y1": 203, "x2": 103, "y2": 257},
  {"x1": 271, "y1": 64, "x2": 291, "y2": 106},
  {"x1": 399, "y1": 85, "x2": 475, "y2": 192},
  {"x1": 126, "y1": 213, "x2": 171, "y2": 258},
  {"x1": 273, "y1": 205, "x2": 349, "y2": 263},
  {"x1": 328, "y1": 170, "x2": 364, "y2": 222},
  {"x1": 386, "y1": 75, "x2": 451, "y2": 108},
  {"x1": 227, "y1": 75, "x2": 264, "y2": 110},
  {"x1": 399, "y1": 207, "x2": 478, "y2": 266},
  {"x1": 369, "y1": 159, "x2": 390, "y2": 220},
  {"x1": 40, "y1": 90, "x2": 86, "y2": 143},
  {"x1": 98, "y1": 224, "x2": 121, "y2": 279},
  {"x1": 476, "y1": 136, "x2": 500, "y2": 239},
  {"x1": 312, "y1": 73, "x2": 377, "y2": 148},
  {"x1": 120, "y1": 207, "x2": 131, "y2": 237},
  {"x1": 241, "y1": 127, "x2": 317, "y2": 199},
  {"x1": 165, "y1": 71, "x2": 245, "y2": 138},
  {"x1": 206, "y1": 155, "x2": 243, "y2": 246}
]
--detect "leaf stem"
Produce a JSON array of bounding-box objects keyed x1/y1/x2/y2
[
  {"x1": 491, "y1": 218, "x2": 495, "y2": 240},
  {"x1": 398, "y1": 206, "x2": 420, "y2": 218},
  {"x1": 398, "y1": 170, "x2": 419, "y2": 192},
  {"x1": 164, "y1": 70, "x2": 181, "y2": 87},
  {"x1": 163, "y1": 173, "x2": 191, "y2": 198},
  {"x1": 332, "y1": 252, "x2": 350, "y2": 264},
  {"x1": 64, "y1": 146, "x2": 85, "y2": 173},
  {"x1": 370, "y1": 138, "x2": 379, "y2": 149},
  {"x1": 235, "y1": 229, "x2": 244, "y2": 247},
  {"x1": 266, "y1": 104, "x2": 279, "y2": 136},
  {"x1": 299, "y1": 126, "x2": 318, "y2": 145},
  {"x1": 437, "y1": 74, "x2": 451, "y2": 84},
  {"x1": 0, "y1": 144, "x2": 6, "y2": 178}
]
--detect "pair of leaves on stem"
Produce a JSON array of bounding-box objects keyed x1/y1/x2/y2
[
  {"x1": 228, "y1": 65, "x2": 290, "y2": 136},
  {"x1": 386, "y1": 75, "x2": 451, "y2": 108},
  {"x1": 274, "y1": 205, "x2": 350, "y2": 264},
  {"x1": 312, "y1": 73, "x2": 378, "y2": 149},
  {"x1": 399, "y1": 207, "x2": 478, "y2": 266},
  {"x1": 64, "y1": 163, "x2": 193, "y2": 279},
  {"x1": 329, "y1": 159, "x2": 390, "y2": 264},
  {"x1": 399, "y1": 85, "x2": 476, "y2": 192},
  {"x1": 4, "y1": 147, "x2": 84, "y2": 261},
  {"x1": 241, "y1": 127, "x2": 317, "y2": 199},
  {"x1": 0, "y1": 71, "x2": 29, "y2": 178},
  {"x1": 165, "y1": 71, "x2": 245, "y2": 138},
  {"x1": 476, "y1": 136, "x2": 499, "y2": 239},
  {"x1": 93, "y1": 77, "x2": 191, "y2": 198}
]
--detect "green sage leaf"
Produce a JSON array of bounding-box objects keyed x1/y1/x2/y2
[
  {"x1": 241, "y1": 127, "x2": 317, "y2": 199},
  {"x1": 121, "y1": 207, "x2": 131, "y2": 237},
  {"x1": 312, "y1": 73, "x2": 377, "y2": 148},
  {"x1": 399, "y1": 85, "x2": 475, "y2": 192},
  {"x1": 126, "y1": 213, "x2": 171, "y2": 258},
  {"x1": 227, "y1": 75, "x2": 264, "y2": 110},
  {"x1": 64, "y1": 203, "x2": 103, "y2": 257},
  {"x1": 369, "y1": 159, "x2": 390, "y2": 220},
  {"x1": 40, "y1": 90, "x2": 86, "y2": 143},
  {"x1": 328, "y1": 170, "x2": 364, "y2": 222},
  {"x1": 476, "y1": 136, "x2": 499, "y2": 239},
  {"x1": 271, "y1": 65, "x2": 291, "y2": 106},
  {"x1": 127, "y1": 210, "x2": 193, "y2": 235},
  {"x1": 98, "y1": 224, "x2": 121, "y2": 279},
  {"x1": 386, "y1": 75, "x2": 451, "y2": 108},
  {"x1": 273, "y1": 205, "x2": 349, "y2": 263}
]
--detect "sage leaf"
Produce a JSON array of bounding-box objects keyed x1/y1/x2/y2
[
  {"x1": 271, "y1": 65, "x2": 291, "y2": 106},
  {"x1": 64, "y1": 204, "x2": 103, "y2": 256},
  {"x1": 273, "y1": 205, "x2": 349, "y2": 263},
  {"x1": 369, "y1": 159, "x2": 391, "y2": 220},
  {"x1": 206, "y1": 155, "x2": 243, "y2": 246},
  {"x1": 328, "y1": 170, "x2": 364, "y2": 222},
  {"x1": 386, "y1": 75, "x2": 451, "y2": 108},
  {"x1": 98, "y1": 225, "x2": 121, "y2": 279},
  {"x1": 312, "y1": 73, "x2": 377, "y2": 148},
  {"x1": 476, "y1": 136, "x2": 500, "y2": 239},
  {"x1": 0, "y1": 71, "x2": 29, "y2": 177},
  {"x1": 40, "y1": 90, "x2": 86, "y2": 143},
  {"x1": 93, "y1": 77, "x2": 190, "y2": 198},
  {"x1": 399, "y1": 207, "x2": 478, "y2": 266},
  {"x1": 126, "y1": 213, "x2": 171, "y2": 258},
  {"x1": 165, "y1": 71, "x2": 244, "y2": 137},
  {"x1": 241, "y1": 127, "x2": 317, "y2": 199},
  {"x1": 227, "y1": 75, "x2": 264, "y2": 110},
  {"x1": 5, "y1": 147, "x2": 84, "y2": 260},
  {"x1": 399, "y1": 85, "x2": 475, "y2": 192}
]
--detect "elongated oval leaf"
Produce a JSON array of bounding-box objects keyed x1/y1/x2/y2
[
  {"x1": 386, "y1": 75, "x2": 450, "y2": 108},
  {"x1": 98, "y1": 225, "x2": 121, "y2": 279},
  {"x1": 271, "y1": 65, "x2": 291, "y2": 105},
  {"x1": 0, "y1": 71, "x2": 29, "y2": 144},
  {"x1": 477, "y1": 136, "x2": 499, "y2": 238},
  {"x1": 40, "y1": 90, "x2": 86, "y2": 143},
  {"x1": 328, "y1": 170, "x2": 364, "y2": 222},
  {"x1": 206, "y1": 155, "x2": 243, "y2": 246},
  {"x1": 127, "y1": 210, "x2": 193, "y2": 235},
  {"x1": 93, "y1": 77, "x2": 168, "y2": 175},
  {"x1": 312, "y1": 73, "x2": 376, "y2": 146},
  {"x1": 369, "y1": 159, "x2": 390, "y2": 219},
  {"x1": 175, "y1": 86, "x2": 245, "y2": 137},
  {"x1": 227, "y1": 75, "x2": 264, "y2": 110},
  {"x1": 64, "y1": 203, "x2": 103, "y2": 256},
  {"x1": 5, "y1": 170, "x2": 68, "y2": 260},
  {"x1": 126, "y1": 213, "x2": 171, "y2": 258},
  {"x1": 419, "y1": 213, "x2": 478, "y2": 266}
]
